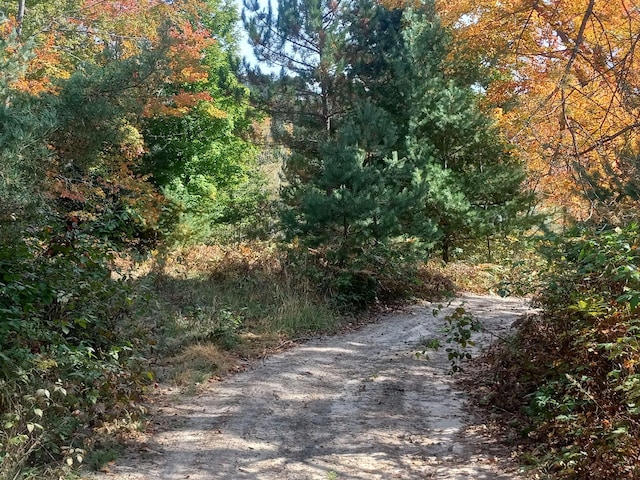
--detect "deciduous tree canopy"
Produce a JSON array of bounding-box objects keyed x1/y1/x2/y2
[{"x1": 439, "y1": 0, "x2": 640, "y2": 223}]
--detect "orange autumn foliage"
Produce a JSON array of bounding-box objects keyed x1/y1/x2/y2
[
  {"x1": 144, "y1": 91, "x2": 214, "y2": 117},
  {"x1": 3, "y1": 0, "x2": 213, "y2": 114},
  {"x1": 1, "y1": 0, "x2": 217, "y2": 234},
  {"x1": 376, "y1": 0, "x2": 422, "y2": 10},
  {"x1": 439, "y1": 0, "x2": 640, "y2": 222},
  {"x1": 10, "y1": 33, "x2": 67, "y2": 95}
]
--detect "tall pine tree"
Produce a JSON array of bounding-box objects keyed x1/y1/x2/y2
[
  {"x1": 401, "y1": 7, "x2": 533, "y2": 261},
  {"x1": 245, "y1": 0, "x2": 534, "y2": 301},
  {"x1": 243, "y1": 0, "x2": 348, "y2": 142}
]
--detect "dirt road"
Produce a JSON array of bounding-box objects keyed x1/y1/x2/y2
[{"x1": 93, "y1": 294, "x2": 532, "y2": 480}]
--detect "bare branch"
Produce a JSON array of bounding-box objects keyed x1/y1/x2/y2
[{"x1": 579, "y1": 122, "x2": 640, "y2": 155}]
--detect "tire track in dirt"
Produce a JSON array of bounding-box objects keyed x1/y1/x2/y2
[{"x1": 92, "y1": 294, "x2": 533, "y2": 480}]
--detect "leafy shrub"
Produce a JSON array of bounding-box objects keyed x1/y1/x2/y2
[
  {"x1": 484, "y1": 224, "x2": 640, "y2": 479},
  {"x1": 0, "y1": 231, "x2": 153, "y2": 477},
  {"x1": 420, "y1": 302, "x2": 482, "y2": 374},
  {"x1": 160, "y1": 170, "x2": 273, "y2": 246},
  {"x1": 284, "y1": 240, "x2": 433, "y2": 310}
]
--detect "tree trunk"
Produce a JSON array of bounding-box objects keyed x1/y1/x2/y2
[
  {"x1": 442, "y1": 237, "x2": 450, "y2": 263},
  {"x1": 343, "y1": 213, "x2": 348, "y2": 242},
  {"x1": 17, "y1": 0, "x2": 26, "y2": 37},
  {"x1": 320, "y1": 70, "x2": 331, "y2": 135}
]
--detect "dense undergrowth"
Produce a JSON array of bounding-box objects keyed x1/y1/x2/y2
[
  {"x1": 10, "y1": 210, "x2": 628, "y2": 480},
  {"x1": 147, "y1": 243, "x2": 342, "y2": 385},
  {"x1": 0, "y1": 230, "x2": 461, "y2": 478},
  {"x1": 0, "y1": 231, "x2": 154, "y2": 479},
  {"x1": 482, "y1": 224, "x2": 640, "y2": 479}
]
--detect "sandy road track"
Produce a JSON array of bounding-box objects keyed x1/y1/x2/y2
[{"x1": 92, "y1": 294, "x2": 532, "y2": 480}]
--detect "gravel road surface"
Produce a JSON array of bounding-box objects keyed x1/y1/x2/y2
[{"x1": 92, "y1": 294, "x2": 532, "y2": 480}]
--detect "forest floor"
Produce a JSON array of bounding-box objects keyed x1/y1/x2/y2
[{"x1": 88, "y1": 294, "x2": 534, "y2": 480}]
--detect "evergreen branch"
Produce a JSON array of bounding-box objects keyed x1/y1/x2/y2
[
  {"x1": 248, "y1": 15, "x2": 322, "y2": 56},
  {"x1": 254, "y1": 42, "x2": 317, "y2": 71}
]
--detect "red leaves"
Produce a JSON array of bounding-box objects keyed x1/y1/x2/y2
[{"x1": 2, "y1": 0, "x2": 214, "y2": 108}]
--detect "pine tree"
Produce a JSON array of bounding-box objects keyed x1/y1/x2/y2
[
  {"x1": 266, "y1": 6, "x2": 436, "y2": 305},
  {"x1": 0, "y1": 27, "x2": 56, "y2": 231},
  {"x1": 243, "y1": 0, "x2": 350, "y2": 178},
  {"x1": 245, "y1": 0, "x2": 533, "y2": 286},
  {"x1": 282, "y1": 100, "x2": 432, "y2": 260},
  {"x1": 401, "y1": 8, "x2": 533, "y2": 262},
  {"x1": 344, "y1": 0, "x2": 410, "y2": 147}
]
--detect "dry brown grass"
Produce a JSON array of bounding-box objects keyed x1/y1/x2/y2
[
  {"x1": 427, "y1": 261, "x2": 508, "y2": 295},
  {"x1": 135, "y1": 242, "x2": 338, "y2": 390},
  {"x1": 158, "y1": 242, "x2": 283, "y2": 279},
  {"x1": 160, "y1": 343, "x2": 236, "y2": 386},
  {"x1": 126, "y1": 243, "x2": 524, "y2": 391}
]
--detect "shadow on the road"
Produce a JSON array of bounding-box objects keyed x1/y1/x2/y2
[{"x1": 97, "y1": 294, "x2": 530, "y2": 480}]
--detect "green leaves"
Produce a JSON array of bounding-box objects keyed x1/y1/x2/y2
[
  {"x1": 142, "y1": 0, "x2": 264, "y2": 245},
  {"x1": 491, "y1": 224, "x2": 640, "y2": 477},
  {"x1": 0, "y1": 233, "x2": 154, "y2": 476}
]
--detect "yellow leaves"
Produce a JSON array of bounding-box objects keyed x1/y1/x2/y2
[
  {"x1": 117, "y1": 124, "x2": 145, "y2": 160},
  {"x1": 623, "y1": 358, "x2": 637, "y2": 374},
  {"x1": 377, "y1": 0, "x2": 421, "y2": 10},
  {"x1": 0, "y1": 16, "x2": 18, "y2": 46},
  {"x1": 202, "y1": 102, "x2": 228, "y2": 119},
  {"x1": 439, "y1": 0, "x2": 640, "y2": 220},
  {"x1": 144, "y1": 91, "x2": 214, "y2": 118},
  {"x1": 68, "y1": 210, "x2": 97, "y2": 222},
  {"x1": 179, "y1": 66, "x2": 209, "y2": 83}
]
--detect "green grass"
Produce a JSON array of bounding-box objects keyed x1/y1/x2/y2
[{"x1": 138, "y1": 243, "x2": 341, "y2": 389}]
